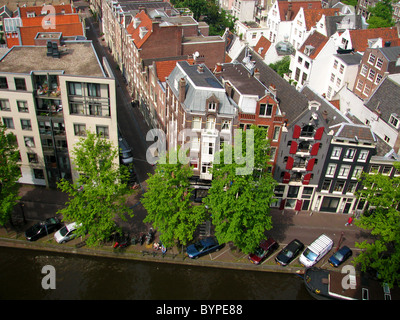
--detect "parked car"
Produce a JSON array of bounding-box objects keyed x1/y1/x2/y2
[
  {"x1": 54, "y1": 222, "x2": 82, "y2": 243},
  {"x1": 25, "y1": 217, "x2": 62, "y2": 241},
  {"x1": 248, "y1": 238, "x2": 278, "y2": 265},
  {"x1": 186, "y1": 237, "x2": 224, "y2": 259},
  {"x1": 275, "y1": 239, "x2": 304, "y2": 266},
  {"x1": 328, "y1": 246, "x2": 352, "y2": 267}
]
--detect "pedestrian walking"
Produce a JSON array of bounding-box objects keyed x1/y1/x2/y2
[{"x1": 345, "y1": 216, "x2": 353, "y2": 226}]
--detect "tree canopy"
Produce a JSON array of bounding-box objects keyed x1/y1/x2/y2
[
  {"x1": 0, "y1": 125, "x2": 21, "y2": 226},
  {"x1": 367, "y1": 0, "x2": 395, "y2": 28},
  {"x1": 354, "y1": 162, "x2": 400, "y2": 288},
  {"x1": 203, "y1": 126, "x2": 276, "y2": 254},
  {"x1": 57, "y1": 131, "x2": 133, "y2": 246},
  {"x1": 141, "y1": 149, "x2": 207, "y2": 248}
]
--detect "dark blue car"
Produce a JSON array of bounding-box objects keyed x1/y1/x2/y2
[
  {"x1": 328, "y1": 246, "x2": 352, "y2": 267},
  {"x1": 186, "y1": 237, "x2": 224, "y2": 259}
]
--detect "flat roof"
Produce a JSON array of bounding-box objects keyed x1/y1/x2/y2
[{"x1": 0, "y1": 41, "x2": 105, "y2": 77}]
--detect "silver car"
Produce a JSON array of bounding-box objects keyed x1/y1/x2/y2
[{"x1": 54, "y1": 222, "x2": 81, "y2": 243}]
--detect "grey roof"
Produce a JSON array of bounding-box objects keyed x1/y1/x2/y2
[
  {"x1": 329, "y1": 122, "x2": 376, "y2": 143},
  {"x1": 324, "y1": 14, "x2": 363, "y2": 37},
  {"x1": 167, "y1": 61, "x2": 237, "y2": 115},
  {"x1": 236, "y1": 46, "x2": 309, "y2": 123},
  {"x1": 333, "y1": 52, "x2": 362, "y2": 65},
  {"x1": 378, "y1": 46, "x2": 400, "y2": 62},
  {"x1": 364, "y1": 75, "x2": 400, "y2": 130}
]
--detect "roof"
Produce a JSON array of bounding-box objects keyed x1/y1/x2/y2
[
  {"x1": 303, "y1": 8, "x2": 340, "y2": 30},
  {"x1": 299, "y1": 31, "x2": 328, "y2": 59},
  {"x1": 254, "y1": 36, "x2": 272, "y2": 58},
  {"x1": 349, "y1": 27, "x2": 398, "y2": 52},
  {"x1": 278, "y1": 0, "x2": 322, "y2": 22},
  {"x1": 333, "y1": 52, "x2": 362, "y2": 65},
  {"x1": 18, "y1": 4, "x2": 75, "y2": 17},
  {"x1": 377, "y1": 45, "x2": 400, "y2": 62},
  {"x1": 126, "y1": 10, "x2": 153, "y2": 49},
  {"x1": 364, "y1": 75, "x2": 400, "y2": 130},
  {"x1": 0, "y1": 42, "x2": 105, "y2": 77},
  {"x1": 167, "y1": 61, "x2": 237, "y2": 115},
  {"x1": 155, "y1": 58, "x2": 194, "y2": 82},
  {"x1": 0, "y1": 0, "x2": 72, "y2": 12},
  {"x1": 236, "y1": 46, "x2": 309, "y2": 123},
  {"x1": 330, "y1": 123, "x2": 376, "y2": 143}
]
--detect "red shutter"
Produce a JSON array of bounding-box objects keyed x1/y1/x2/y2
[
  {"x1": 282, "y1": 172, "x2": 290, "y2": 183},
  {"x1": 303, "y1": 173, "x2": 312, "y2": 185},
  {"x1": 289, "y1": 141, "x2": 298, "y2": 154},
  {"x1": 295, "y1": 199, "x2": 303, "y2": 211},
  {"x1": 306, "y1": 158, "x2": 316, "y2": 171},
  {"x1": 293, "y1": 125, "x2": 301, "y2": 139},
  {"x1": 279, "y1": 199, "x2": 286, "y2": 210},
  {"x1": 314, "y1": 127, "x2": 324, "y2": 140},
  {"x1": 310, "y1": 142, "x2": 320, "y2": 155},
  {"x1": 286, "y1": 156, "x2": 294, "y2": 170}
]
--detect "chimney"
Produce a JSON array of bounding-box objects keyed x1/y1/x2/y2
[
  {"x1": 269, "y1": 84, "x2": 277, "y2": 96},
  {"x1": 197, "y1": 65, "x2": 204, "y2": 73},
  {"x1": 286, "y1": 3, "x2": 292, "y2": 21},
  {"x1": 179, "y1": 78, "x2": 186, "y2": 103},
  {"x1": 254, "y1": 68, "x2": 260, "y2": 80}
]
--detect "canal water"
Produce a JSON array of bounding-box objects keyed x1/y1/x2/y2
[{"x1": 0, "y1": 246, "x2": 312, "y2": 300}]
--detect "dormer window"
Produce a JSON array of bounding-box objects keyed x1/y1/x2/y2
[
  {"x1": 304, "y1": 45, "x2": 314, "y2": 56},
  {"x1": 139, "y1": 27, "x2": 148, "y2": 39},
  {"x1": 208, "y1": 101, "x2": 217, "y2": 111},
  {"x1": 27, "y1": 12, "x2": 35, "y2": 17},
  {"x1": 389, "y1": 113, "x2": 400, "y2": 129}
]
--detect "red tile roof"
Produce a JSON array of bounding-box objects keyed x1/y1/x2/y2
[
  {"x1": 303, "y1": 8, "x2": 340, "y2": 30},
  {"x1": 299, "y1": 31, "x2": 328, "y2": 59},
  {"x1": 19, "y1": 4, "x2": 75, "y2": 17},
  {"x1": 278, "y1": 0, "x2": 322, "y2": 21},
  {"x1": 126, "y1": 10, "x2": 152, "y2": 49},
  {"x1": 254, "y1": 36, "x2": 272, "y2": 58},
  {"x1": 349, "y1": 27, "x2": 399, "y2": 52},
  {"x1": 155, "y1": 58, "x2": 194, "y2": 82}
]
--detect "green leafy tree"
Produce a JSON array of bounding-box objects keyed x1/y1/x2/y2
[
  {"x1": 367, "y1": 0, "x2": 395, "y2": 28},
  {"x1": 57, "y1": 131, "x2": 132, "y2": 246},
  {"x1": 0, "y1": 125, "x2": 21, "y2": 226},
  {"x1": 354, "y1": 162, "x2": 400, "y2": 288},
  {"x1": 269, "y1": 56, "x2": 291, "y2": 78},
  {"x1": 141, "y1": 149, "x2": 207, "y2": 248},
  {"x1": 203, "y1": 126, "x2": 276, "y2": 254}
]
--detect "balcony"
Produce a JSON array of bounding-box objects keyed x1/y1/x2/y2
[
  {"x1": 36, "y1": 99, "x2": 63, "y2": 118},
  {"x1": 34, "y1": 74, "x2": 61, "y2": 98}
]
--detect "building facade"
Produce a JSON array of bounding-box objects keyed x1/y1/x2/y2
[{"x1": 0, "y1": 41, "x2": 118, "y2": 188}]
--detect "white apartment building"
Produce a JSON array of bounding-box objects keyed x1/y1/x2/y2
[{"x1": 0, "y1": 40, "x2": 118, "y2": 188}]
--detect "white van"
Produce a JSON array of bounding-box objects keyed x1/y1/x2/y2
[{"x1": 299, "y1": 234, "x2": 333, "y2": 268}]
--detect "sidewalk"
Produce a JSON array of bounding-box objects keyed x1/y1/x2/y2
[{"x1": 0, "y1": 184, "x2": 368, "y2": 275}]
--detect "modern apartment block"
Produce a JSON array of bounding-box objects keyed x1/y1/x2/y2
[{"x1": 0, "y1": 40, "x2": 117, "y2": 188}]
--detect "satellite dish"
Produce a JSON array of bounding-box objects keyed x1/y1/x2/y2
[{"x1": 193, "y1": 51, "x2": 199, "y2": 58}]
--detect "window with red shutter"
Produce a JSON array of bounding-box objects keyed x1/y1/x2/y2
[
  {"x1": 314, "y1": 127, "x2": 324, "y2": 140},
  {"x1": 282, "y1": 172, "x2": 290, "y2": 183},
  {"x1": 295, "y1": 200, "x2": 303, "y2": 211},
  {"x1": 286, "y1": 156, "x2": 294, "y2": 170},
  {"x1": 279, "y1": 199, "x2": 286, "y2": 210},
  {"x1": 289, "y1": 141, "x2": 298, "y2": 154},
  {"x1": 293, "y1": 125, "x2": 301, "y2": 138},
  {"x1": 306, "y1": 158, "x2": 315, "y2": 171},
  {"x1": 303, "y1": 173, "x2": 312, "y2": 185},
  {"x1": 310, "y1": 142, "x2": 320, "y2": 155}
]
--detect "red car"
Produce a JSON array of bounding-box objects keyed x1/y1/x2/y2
[{"x1": 248, "y1": 238, "x2": 278, "y2": 265}]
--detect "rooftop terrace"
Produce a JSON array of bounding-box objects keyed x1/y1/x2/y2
[{"x1": 0, "y1": 41, "x2": 105, "y2": 77}]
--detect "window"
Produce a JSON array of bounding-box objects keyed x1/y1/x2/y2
[
  {"x1": 300, "y1": 125, "x2": 314, "y2": 137},
  {"x1": 330, "y1": 73, "x2": 335, "y2": 82},
  {"x1": 192, "y1": 116, "x2": 201, "y2": 130},
  {"x1": 259, "y1": 103, "x2": 273, "y2": 116},
  {"x1": 221, "y1": 119, "x2": 231, "y2": 131},
  {"x1": 368, "y1": 53, "x2": 376, "y2": 65},
  {"x1": 358, "y1": 150, "x2": 369, "y2": 162},
  {"x1": 208, "y1": 101, "x2": 217, "y2": 111},
  {"x1": 68, "y1": 82, "x2": 82, "y2": 96},
  {"x1": 87, "y1": 83, "x2": 100, "y2": 97},
  {"x1": 384, "y1": 135, "x2": 390, "y2": 143},
  {"x1": 326, "y1": 163, "x2": 337, "y2": 177},
  {"x1": 24, "y1": 136, "x2": 35, "y2": 147},
  {"x1": 273, "y1": 126, "x2": 280, "y2": 141},
  {"x1": 305, "y1": 61, "x2": 310, "y2": 69},
  {"x1": 339, "y1": 64, "x2": 344, "y2": 74},
  {"x1": 27, "y1": 153, "x2": 38, "y2": 163},
  {"x1": 360, "y1": 64, "x2": 368, "y2": 76},
  {"x1": 363, "y1": 84, "x2": 371, "y2": 96},
  {"x1": 33, "y1": 169, "x2": 45, "y2": 180},
  {"x1": 20, "y1": 119, "x2": 32, "y2": 130},
  {"x1": 331, "y1": 147, "x2": 342, "y2": 159},
  {"x1": 352, "y1": 166, "x2": 363, "y2": 179},
  {"x1": 0, "y1": 99, "x2": 10, "y2": 111},
  {"x1": 208, "y1": 142, "x2": 214, "y2": 155},
  {"x1": 17, "y1": 100, "x2": 29, "y2": 113},
  {"x1": 89, "y1": 103, "x2": 102, "y2": 116},
  {"x1": 356, "y1": 79, "x2": 363, "y2": 91},
  {"x1": 369, "y1": 165, "x2": 380, "y2": 173},
  {"x1": 96, "y1": 125, "x2": 109, "y2": 138},
  {"x1": 343, "y1": 148, "x2": 356, "y2": 160},
  {"x1": 347, "y1": 181, "x2": 357, "y2": 194},
  {"x1": 333, "y1": 60, "x2": 338, "y2": 69},
  {"x1": 336, "y1": 77, "x2": 341, "y2": 87},
  {"x1": 382, "y1": 166, "x2": 392, "y2": 175},
  {"x1": 206, "y1": 116, "x2": 215, "y2": 130},
  {"x1": 191, "y1": 137, "x2": 200, "y2": 150},
  {"x1": 0, "y1": 77, "x2": 8, "y2": 89},
  {"x1": 74, "y1": 124, "x2": 86, "y2": 136},
  {"x1": 367, "y1": 69, "x2": 376, "y2": 81},
  {"x1": 321, "y1": 179, "x2": 332, "y2": 191},
  {"x1": 15, "y1": 78, "x2": 26, "y2": 90},
  {"x1": 333, "y1": 180, "x2": 345, "y2": 192},
  {"x1": 389, "y1": 114, "x2": 400, "y2": 129},
  {"x1": 375, "y1": 58, "x2": 383, "y2": 70},
  {"x1": 338, "y1": 165, "x2": 351, "y2": 178},
  {"x1": 375, "y1": 73, "x2": 383, "y2": 85},
  {"x1": 2, "y1": 117, "x2": 14, "y2": 129}
]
